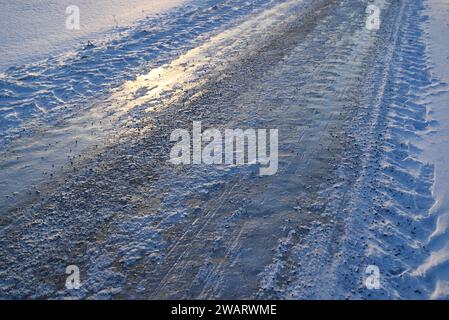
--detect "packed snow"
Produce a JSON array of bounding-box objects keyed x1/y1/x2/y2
[{"x1": 1, "y1": 0, "x2": 449, "y2": 300}]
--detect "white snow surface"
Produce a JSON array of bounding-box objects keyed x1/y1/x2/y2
[
  {"x1": 0, "y1": 0, "x2": 184, "y2": 71},
  {"x1": 1, "y1": 0, "x2": 449, "y2": 300}
]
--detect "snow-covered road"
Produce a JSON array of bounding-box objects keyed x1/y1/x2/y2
[{"x1": 1, "y1": 0, "x2": 449, "y2": 299}]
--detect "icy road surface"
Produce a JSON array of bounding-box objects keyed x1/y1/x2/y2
[
  {"x1": 1, "y1": 0, "x2": 449, "y2": 299},
  {"x1": 0, "y1": 0, "x2": 183, "y2": 71}
]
